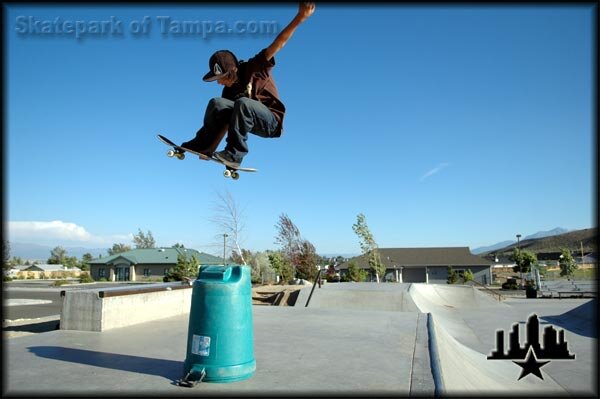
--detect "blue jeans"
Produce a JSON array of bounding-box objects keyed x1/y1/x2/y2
[{"x1": 183, "y1": 97, "x2": 279, "y2": 163}]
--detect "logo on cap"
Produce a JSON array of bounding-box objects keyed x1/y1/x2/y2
[{"x1": 213, "y1": 63, "x2": 223, "y2": 76}]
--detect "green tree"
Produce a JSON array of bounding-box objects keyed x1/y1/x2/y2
[
  {"x1": 511, "y1": 249, "x2": 537, "y2": 284},
  {"x1": 268, "y1": 251, "x2": 294, "y2": 284},
  {"x1": 8, "y1": 256, "x2": 23, "y2": 267},
  {"x1": 48, "y1": 246, "x2": 67, "y2": 265},
  {"x1": 559, "y1": 248, "x2": 578, "y2": 279},
  {"x1": 172, "y1": 243, "x2": 185, "y2": 248},
  {"x1": 163, "y1": 254, "x2": 199, "y2": 282},
  {"x1": 447, "y1": 266, "x2": 458, "y2": 284},
  {"x1": 463, "y1": 269, "x2": 474, "y2": 283},
  {"x1": 3, "y1": 240, "x2": 10, "y2": 271},
  {"x1": 63, "y1": 256, "x2": 79, "y2": 269},
  {"x1": 238, "y1": 250, "x2": 274, "y2": 284},
  {"x1": 133, "y1": 228, "x2": 156, "y2": 249},
  {"x1": 352, "y1": 213, "x2": 386, "y2": 283},
  {"x1": 108, "y1": 243, "x2": 131, "y2": 256},
  {"x1": 80, "y1": 253, "x2": 93, "y2": 271},
  {"x1": 347, "y1": 261, "x2": 368, "y2": 282},
  {"x1": 3, "y1": 242, "x2": 23, "y2": 272}
]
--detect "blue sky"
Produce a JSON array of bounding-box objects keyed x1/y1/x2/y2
[{"x1": 4, "y1": 4, "x2": 596, "y2": 257}]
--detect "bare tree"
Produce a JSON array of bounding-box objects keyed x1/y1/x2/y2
[
  {"x1": 210, "y1": 190, "x2": 248, "y2": 265},
  {"x1": 274, "y1": 213, "x2": 301, "y2": 266},
  {"x1": 274, "y1": 213, "x2": 318, "y2": 280}
]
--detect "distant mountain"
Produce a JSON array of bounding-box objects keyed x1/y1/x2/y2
[
  {"x1": 9, "y1": 242, "x2": 109, "y2": 261},
  {"x1": 524, "y1": 227, "x2": 569, "y2": 240},
  {"x1": 472, "y1": 227, "x2": 570, "y2": 254},
  {"x1": 472, "y1": 241, "x2": 515, "y2": 255}
]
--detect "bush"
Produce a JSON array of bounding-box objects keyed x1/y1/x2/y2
[
  {"x1": 502, "y1": 278, "x2": 519, "y2": 290},
  {"x1": 53, "y1": 280, "x2": 70, "y2": 287},
  {"x1": 447, "y1": 266, "x2": 458, "y2": 284},
  {"x1": 463, "y1": 269, "x2": 474, "y2": 283},
  {"x1": 3, "y1": 276, "x2": 13, "y2": 282},
  {"x1": 79, "y1": 273, "x2": 94, "y2": 283}
]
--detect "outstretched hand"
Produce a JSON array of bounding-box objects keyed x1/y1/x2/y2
[{"x1": 298, "y1": 2, "x2": 316, "y2": 21}]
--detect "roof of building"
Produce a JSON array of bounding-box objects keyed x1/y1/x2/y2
[
  {"x1": 19, "y1": 264, "x2": 81, "y2": 272},
  {"x1": 88, "y1": 247, "x2": 222, "y2": 266},
  {"x1": 338, "y1": 247, "x2": 491, "y2": 269}
]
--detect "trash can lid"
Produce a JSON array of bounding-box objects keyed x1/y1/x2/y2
[{"x1": 199, "y1": 265, "x2": 232, "y2": 282}]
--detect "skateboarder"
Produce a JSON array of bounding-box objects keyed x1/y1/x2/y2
[{"x1": 181, "y1": 2, "x2": 316, "y2": 168}]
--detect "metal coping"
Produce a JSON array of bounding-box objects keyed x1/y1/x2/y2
[{"x1": 60, "y1": 283, "x2": 192, "y2": 298}]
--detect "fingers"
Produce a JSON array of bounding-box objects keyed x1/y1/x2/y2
[{"x1": 299, "y1": 2, "x2": 316, "y2": 17}]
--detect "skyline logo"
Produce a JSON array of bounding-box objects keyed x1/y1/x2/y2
[{"x1": 487, "y1": 313, "x2": 575, "y2": 380}]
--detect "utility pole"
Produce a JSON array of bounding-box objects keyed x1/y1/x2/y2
[
  {"x1": 516, "y1": 234, "x2": 522, "y2": 287},
  {"x1": 223, "y1": 234, "x2": 228, "y2": 266}
]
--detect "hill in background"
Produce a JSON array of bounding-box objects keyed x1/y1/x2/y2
[{"x1": 479, "y1": 227, "x2": 597, "y2": 260}]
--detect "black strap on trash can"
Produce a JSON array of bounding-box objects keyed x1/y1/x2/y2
[{"x1": 177, "y1": 368, "x2": 206, "y2": 388}]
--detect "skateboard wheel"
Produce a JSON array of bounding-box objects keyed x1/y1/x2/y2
[
  {"x1": 223, "y1": 170, "x2": 232, "y2": 178},
  {"x1": 167, "y1": 150, "x2": 175, "y2": 158},
  {"x1": 231, "y1": 171, "x2": 240, "y2": 180},
  {"x1": 176, "y1": 153, "x2": 185, "y2": 160}
]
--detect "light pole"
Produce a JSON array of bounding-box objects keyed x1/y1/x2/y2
[
  {"x1": 223, "y1": 234, "x2": 228, "y2": 266},
  {"x1": 516, "y1": 234, "x2": 522, "y2": 286}
]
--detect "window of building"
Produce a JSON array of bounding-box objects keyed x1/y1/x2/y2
[
  {"x1": 144, "y1": 268, "x2": 150, "y2": 277},
  {"x1": 99, "y1": 268, "x2": 105, "y2": 278}
]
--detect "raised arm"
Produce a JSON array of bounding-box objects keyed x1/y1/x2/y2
[{"x1": 265, "y1": 2, "x2": 315, "y2": 61}]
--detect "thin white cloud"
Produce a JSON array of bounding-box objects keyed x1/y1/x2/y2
[
  {"x1": 6, "y1": 220, "x2": 132, "y2": 246},
  {"x1": 420, "y1": 163, "x2": 450, "y2": 181}
]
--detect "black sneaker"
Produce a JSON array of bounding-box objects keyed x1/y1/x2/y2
[{"x1": 213, "y1": 150, "x2": 241, "y2": 168}]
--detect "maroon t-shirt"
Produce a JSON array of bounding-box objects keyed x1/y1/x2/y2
[{"x1": 221, "y1": 49, "x2": 286, "y2": 136}]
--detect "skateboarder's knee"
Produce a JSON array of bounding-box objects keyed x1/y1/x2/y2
[
  {"x1": 236, "y1": 96, "x2": 257, "y2": 107},
  {"x1": 206, "y1": 97, "x2": 233, "y2": 113}
]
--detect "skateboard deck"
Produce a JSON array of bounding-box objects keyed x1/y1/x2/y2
[{"x1": 157, "y1": 134, "x2": 257, "y2": 180}]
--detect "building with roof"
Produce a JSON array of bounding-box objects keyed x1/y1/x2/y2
[
  {"x1": 337, "y1": 247, "x2": 493, "y2": 284},
  {"x1": 9, "y1": 264, "x2": 82, "y2": 279},
  {"x1": 88, "y1": 247, "x2": 222, "y2": 282}
]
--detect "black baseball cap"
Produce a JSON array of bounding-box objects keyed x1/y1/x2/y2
[{"x1": 203, "y1": 50, "x2": 238, "y2": 82}]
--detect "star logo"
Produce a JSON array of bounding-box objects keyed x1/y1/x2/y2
[{"x1": 512, "y1": 346, "x2": 550, "y2": 380}]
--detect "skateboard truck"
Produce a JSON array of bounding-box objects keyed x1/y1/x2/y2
[{"x1": 177, "y1": 367, "x2": 206, "y2": 388}]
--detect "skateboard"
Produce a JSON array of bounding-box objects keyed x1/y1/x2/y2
[{"x1": 157, "y1": 134, "x2": 257, "y2": 180}]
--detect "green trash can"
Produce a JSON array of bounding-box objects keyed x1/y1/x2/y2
[{"x1": 181, "y1": 265, "x2": 256, "y2": 384}]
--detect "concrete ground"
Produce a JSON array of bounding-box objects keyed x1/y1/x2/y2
[
  {"x1": 3, "y1": 282, "x2": 597, "y2": 397},
  {"x1": 4, "y1": 307, "x2": 431, "y2": 396}
]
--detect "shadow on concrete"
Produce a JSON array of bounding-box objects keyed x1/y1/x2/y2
[
  {"x1": 4, "y1": 320, "x2": 60, "y2": 334},
  {"x1": 27, "y1": 346, "x2": 183, "y2": 381},
  {"x1": 540, "y1": 299, "x2": 597, "y2": 338}
]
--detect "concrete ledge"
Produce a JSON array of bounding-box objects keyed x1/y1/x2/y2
[{"x1": 60, "y1": 283, "x2": 192, "y2": 332}]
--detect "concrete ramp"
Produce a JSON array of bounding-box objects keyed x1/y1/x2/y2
[
  {"x1": 409, "y1": 284, "x2": 508, "y2": 346},
  {"x1": 409, "y1": 283, "x2": 509, "y2": 310},
  {"x1": 298, "y1": 282, "x2": 418, "y2": 312},
  {"x1": 428, "y1": 315, "x2": 567, "y2": 395}
]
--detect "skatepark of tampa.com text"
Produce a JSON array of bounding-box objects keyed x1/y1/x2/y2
[{"x1": 14, "y1": 15, "x2": 280, "y2": 40}]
